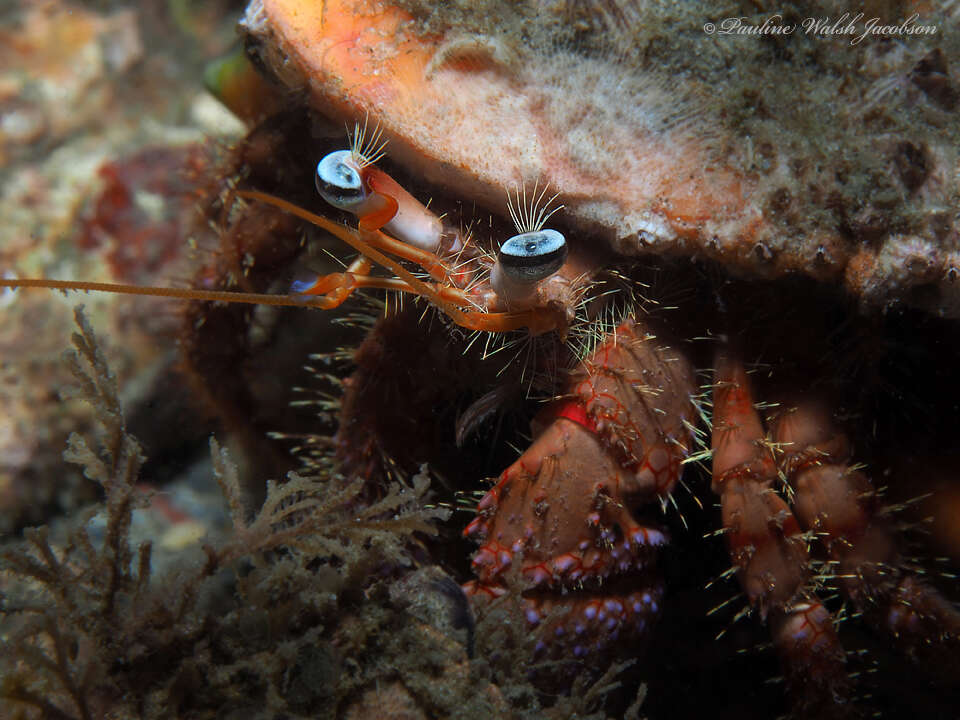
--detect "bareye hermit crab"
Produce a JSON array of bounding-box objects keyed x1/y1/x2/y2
[{"x1": 4, "y1": 0, "x2": 960, "y2": 717}]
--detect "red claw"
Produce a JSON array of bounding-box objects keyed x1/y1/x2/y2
[{"x1": 464, "y1": 319, "x2": 697, "y2": 671}]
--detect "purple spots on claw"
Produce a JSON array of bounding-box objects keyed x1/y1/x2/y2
[
  {"x1": 524, "y1": 565, "x2": 550, "y2": 585},
  {"x1": 463, "y1": 517, "x2": 485, "y2": 539},
  {"x1": 630, "y1": 526, "x2": 667, "y2": 547},
  {"x1": 472, "y1": 548, "x2": 495, "y2": 569},
  {"x1": 552, "y1": 553, "x2": 578, "y2": 573},
  {"x1": 604, "y1": 599, "x2": 623, "y2": 614},
  {"x1": 494, "y1": 582, "x2": 665, "y2": 666}
]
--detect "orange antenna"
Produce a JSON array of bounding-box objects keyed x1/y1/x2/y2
[
  {"x1": 1, "y1": 187, "x2": 567, "y2": 336},
  {"x1": 0, "y1": 278, "x2": 337, "y2": 309}
]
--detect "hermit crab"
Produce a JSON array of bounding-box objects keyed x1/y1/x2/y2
[{"x1": 4, "y1": 0, "x2": 960, "y2": 718}]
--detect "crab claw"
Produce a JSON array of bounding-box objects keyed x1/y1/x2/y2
[{"x1": 464, "y1": 320, "x2": 696, "y2": 675}]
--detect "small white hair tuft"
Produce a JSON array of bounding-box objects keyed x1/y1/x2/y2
[
  {"x1": 506, "y1": 180, "x2": 564, "y2": 235},
  {"x1": 347, "y1": 113, "x2": 388, "y2": 169}
]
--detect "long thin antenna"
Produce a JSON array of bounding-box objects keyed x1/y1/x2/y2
[{"x1": 0, "y1": 278, "x2": 338, "y2": 308}]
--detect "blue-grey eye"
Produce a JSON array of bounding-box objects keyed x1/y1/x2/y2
[
  {"x1": 315, "y1": 150, "x2": 366, "y2": 209},
  {"x1": 498, "y1": 229, "x2": 567, "y2": 283}
]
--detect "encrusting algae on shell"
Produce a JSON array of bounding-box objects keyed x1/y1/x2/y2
[{"x1": 242, "y1": 0, "x2": 960, "y2": 316}]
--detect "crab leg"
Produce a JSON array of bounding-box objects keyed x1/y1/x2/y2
[
  {"x1": 772, "y1": 402, "x2": 960, "y2": 681},
  {"x1": 712, "y1": 352, "x2": 853, "y2": 715}
]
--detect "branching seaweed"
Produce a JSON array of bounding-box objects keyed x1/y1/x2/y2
[
  {"x1": 0, "y1": 307, "x2": 451, "y2": 719},
  {"x1": 2, "y1": 307, "x2": 154, "y2": 720},
  {"x1": 0, "y1": 307, "x2": 644, "y2": 719}
]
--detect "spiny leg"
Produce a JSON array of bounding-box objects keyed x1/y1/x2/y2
[
  {"x1": 712, "y1": 351, "x2": 854, "y2": 717},
  {"x1": 772, "y1": 402, "x2": 960, "y2": 684}
]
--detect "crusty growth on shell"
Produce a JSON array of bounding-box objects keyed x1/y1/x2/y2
[{"x1": 242, "y1": 0, "x2": 960, "y2": 318}]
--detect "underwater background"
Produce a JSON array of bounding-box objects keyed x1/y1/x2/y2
[{"x1": 2, "y1": 2, "x2": 960, "y2": 718}]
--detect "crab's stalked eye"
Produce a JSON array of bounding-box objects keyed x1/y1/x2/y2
[
  {"x1": 316, "y1": 150, "x2": 366, "y2": 209},
  {"x1": 498, "y1": 229, "x2": 568, "y2": 283}
]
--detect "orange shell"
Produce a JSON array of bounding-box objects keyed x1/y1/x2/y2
[{"x1": 245, "y1": 0, "x2": 960, "y2": 317}]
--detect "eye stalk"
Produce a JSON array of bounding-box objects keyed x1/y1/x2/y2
[
  {"x1": 488, "y1": 183, "x2": 569, "y2": 311},
  {"x1": 315, "y1": 150, "x2": 366, "y2": 209},
  {"x1": 498, "y1": 229, "x2": 568, "y2": 283}
]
